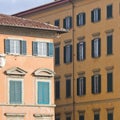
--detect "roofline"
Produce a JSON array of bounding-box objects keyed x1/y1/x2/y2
[{"x1": 13, "y1": 0, "x2": 71, "y2": 17}]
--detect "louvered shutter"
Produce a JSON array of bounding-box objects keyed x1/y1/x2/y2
[
  {"x1": 107, "y1": 5, "x2": 112, "y2": 18},
  {"x1": 77, "y1": 78, "x2": 80, "y2": 95},
  {"x1": 98, "y1": 38, "x2": 101, "y2": 57},
  {"x1": 10, "y1": 81, "x2": 15, "y2": 104},
  {"x1": 70, "y1": 16, "x2": 72, "y2": 29},
  {"x1": 83, "y1": 77, "x2": 86, "y2": 95},
  {"x1": 55, "y1": 81, "x2": 60, "y2": 99},
  {"x1": 92, "y1": 40, "x2": 94, "y2": 57},
  {"x1": 92, "y1": 75, "x2": 95, "y2": 94},
  {"x1": 48, "y1": 43, "x2": 54, "y2": 57},
  {"x1": 44, "y1": 82, "x2": 49, "y2": 104},
  {"x1": 64, "y1": 46, "x2": 66, "y2": 63},
  {"x1": 20, "y1": 40, "x2": 26, "y2": 55},
  {"x1": 55, "y1": 47, "x2": 60, "y2": 65},
  {"x1": 66, "y1": 79, "x2": 71, "y2": 97},
  {"x1": 83, "y1": 13, "x2": 86, "y2": 25},
  {"x1": 77, "y1": 14, "x2": 79, "y2": 26},
  {"x1": 4, "y1": 39, "x2": 10, "y2": 54},
  {"x1": 107, "y1": 72, "x2": 113, "y2": 92},
  {"x1": 98, "y1": 75, "x2": 101, "y2": 93},
  {"x1": 70, "y1": 45, "x2": 72, "y2": 62},
  {"x1": 91, "y1": 10, "x2": 94, "y2": 22},
  {"x1": 98, "y1": 8, "x2": 101, "y2": 21},
  {"x1": 83, "y1": 42, "x2": 86, "y2": 60},
  {"x1": 32, "y1": 41, "x2": 38, "y2": 55},
  {"x1": 63, "y1": 18, "x2": 66, "y2": 29},
  {"x1": 107, "y1": 35, "x2": 112, "y2": 55}
]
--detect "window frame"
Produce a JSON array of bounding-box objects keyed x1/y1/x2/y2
[
  {"x1": 8, "y1": 78, "x2": 24, "y2": 105},
  {"x1": 36, "y1": 78, "x2": 51, "y2": 105},
  {"x1": 77, "y1": 12, "x2": 86, "y2": 26},
  {"x1": 54, "y1": 19, "x2": 60, "y2": 27},
  {"x1": 107, "y1": 4, "x2": 113, "y2": 19},
  {"x1": 63, "y1": 16, "x2": 72, "y2": 29},
  {"x1": 107, "y1": 72, "x2": 113, "y2": 92},
  {"x1": 94, "y1": 111, "x2": 100, "y2": 120}
]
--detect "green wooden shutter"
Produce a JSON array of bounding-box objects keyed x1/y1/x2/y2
[
  {"x1": 107, "y1": 35, "x2": 112, "y2": 55},
  {"x1": 20, "y1": 40, "x2": 26, "y2": 55},
  {"x1": 98, "y1": 8, "x2": 101, "y2": 21},
  {"x1": 77, "y1": 14, "x2": 79, "y2": 26},
  {"x1": 4, "y1": 39, "x2": 10, "y2": 54},
  {"x1": 77, "y1": 78, "x2": 80, "y2": 95},
  {"x1": 64, "y1": 46, "x2": 66, "y2": 63},
  {"x1": 83, "y1": 13, "x2": 86, "y2": 25},
  {"x1": 98, "y1": 38, "x2": 101, "y2": 57},
  {"x1": 83, "y1": 77, "x2": 86, "y2": 95},
  {"x1": 70, "y1": 16, "x2": 72, "y2": 29},
  {"x1": 91, "y1": 10, "x2": 94, "y2": 22},
  {"x1": 92, "y1": 75, "x2": 94, "y2": 94},
  {"x1": 55, "y1": 81, "x2": 60, "y2": 99},
  {"x1": 70, "y1": 45, "x2": 72, "y2": 62},
  {"x1": 63, "y1": 18, "x2": 66, "y2": 29},
  {"x1": 10, "y1": 81, "x2": 22, "y2": 104},
  {"x1": 55, "y1": 47, "x2": 60, "y2": 65},
  {"x1": 107, "y1": 72, "x2": 113, "y2": 92},
  {"x1": 83, "y1": 42, "x2": 86, "y2": 60},
  {"x1": 48, "y1": 43, "x2": 54, "y2": 57},
  {"x1": 98, "y1": 75, "x2": 101, "y2": 93},
  {"x1": 38, "y1": 82, "x2": 49, "y2": 104},
  {"x1": 32, "y1": 41, "x2": 38, "y2": 55},
  {"x1": 77, "y1": 43, "x2": 80, "y2": 60},
  {"x1": 66, "y1": 79, "x2": 71, "y2": 97},
  {"x1": 92, "y1": 40, "x2": 95, "y2": 57}
]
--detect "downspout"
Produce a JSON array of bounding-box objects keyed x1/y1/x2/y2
[{"x1": 69, "y1": 0, "x2": 75, "y2": 120}]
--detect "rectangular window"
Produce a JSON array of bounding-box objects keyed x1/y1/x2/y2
[
  {"x1": 77, "y1": 77, "x2": 86, "y2": 96},
  {"x1": 77, "y1": 42, "x2": 86, "y2": 61},
  {"x1": 107, "y1": 72, "x2": 113, "y2": 92},
  {"x1": 9, "y1": 80, "x2": 22, "y2": 104},
  {"x1": 55, "y1": 46, "x2": 60, "y2": 65},
  {"x1": 94, "y1": 112, "x2": 100, "y2": 120},
  {"x1": 5, "y1": 39, "x2": 26, "y2": 55},
  {"x1": 55, "y1": 80, "x2": 60, "y2": 99},
  {"x1": 66, "y1": 116, "x2": 71, "y2": 120},
  {"x1": 92, "y1": 74, "x2": 101, "y2": 94},
  {"x1": 55, "y1": 115, "x2": 60, "y2": 120},
  {"x1": 77, "y1": 13, "x2": 86, "y2": 26},
  {"x1": 64, "y1": 44, "x2": 72, "y2": 63},
  {"x1": 92, "y1": 38, "x2": 101, "y2": 58},
  {"x1": 32, "y1": 42, "x2": 54, "y2": 57},
  {"x1": 107, "y1": 109, "x2": 113, "y2": 120},
  {"x1": 107, "y1": 4, "x2": 113, "y2": 19},
  {"x1": 107, "y1": 34, "x2": 113, "y2": 55},
  {"x1": 55, "y1": 19, "x2": 60, "y2": 27},
  {"x1": 63, "y1": 16, "x2": 72, "y2": 29},
  {"x1": 79, "y1": 113, "x2": 85, "y2": 120},
  {"x1": 37, "y1": 81, "x2": 50, "y2": 104},
  {"x1": 91, "y1": 8, "x2": 101, "y2": 22},
  {"x1": 66, "y1": 79, "x2": 71, "y2": 98}
]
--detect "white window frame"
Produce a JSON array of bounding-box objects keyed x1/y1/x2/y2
[
  {"x1": 8, "y1": 78, "x2": 24, "y2": 105},
  {"x1": 36, "y1": 78, "x2": 51, "y2": 105}
]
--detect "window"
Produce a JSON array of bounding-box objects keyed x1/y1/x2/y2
[
  {"x1": 32, "y1": 41, "x2": 54, "y2": 57},
  {"x1": 107, "y1": 4, "x2": 113, "y2": 19},
  {"x1": 107, "y1": 72, "x2": 113, "y2": 92},
  {"x1": 77, "y1": 12, "x2": 86, "y2": 26},
  {"x1": 37, "y1": 81, "x2": 50, "y2": 104},
  {"x1": 5, "y1": 39, "x2": 26, "y2": 55},
  {"x1": 92, "y1": 74, "x2": 101, "y2": 94},
  {"x1": 55, "y1": 19, "x2": 60, "y2": 27},
  {"x1": 77, "y1": 42, "x2": 86, "y2": 61},
  {"x1": 55, "y1": 80, "x2": 60, "y2": 99},
  {"x1": 79, "y1": 112, "x2": 85, "y2": 120},
  {"x1": 63, "y1": 16, "x2": 72, "y2": 29},
  {"x1": 66, "y1": 79, "x2": 71, "y2": 98},
  {"x1": 9, "y1": 80, "x2": 22, "y2": 104},
  {"x1": 91, "y1": 8, "x2": 101, "y2": 22},
  {"x1": 77, "y1": 77, "x2": 86, "y2": 96},
  {"x1": 107, "y1": 34, "x2": 113, "y2": 55},
  {"x1": 66, "y1": 115, "x2": 71, "y2": 120},
  {"x1": 94, "y1": 111, "x2": 100, "y2": 120},
  {"x1": 55, "y1": 46, "x2": 60, "y2": 65},
  {"x1": 55, "y1": 115, "x2": 60, "y2": 120},
  {"x1": 64, "y1": 44, "x2": 72, "y2": 63},
  {"x1": 92, "y1": 38, "x2": 101, "y2": 58},
  {"x1": 107, "y1": 109, "x2": 113, "y2": 120}
]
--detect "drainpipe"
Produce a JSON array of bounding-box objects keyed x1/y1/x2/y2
[{"x1": 69, "y1": 0, "x2": 75, "y2": 120}]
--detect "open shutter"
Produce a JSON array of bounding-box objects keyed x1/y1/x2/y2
[
  {"x1": 77, "y1": 43, "x2": 80, "y2": 60},
  {"x1": 92, "y1": 40, "x2": 94, "y2": 57},
  {"x1": 83, "y1": 42, "x2": 86, "y2": 60},
  {"x1": 98, "y1": 38, "x2": 101, "y2": 57},
  {"x1": 55, "y1": 81, "x2": 60, "y2": 99},
  {"x1": 91, "y1": 10, "x2": 94, "y2": 22},
  {"x1": 44, "y1": 82, "x2": 49, "y2": 104},
  {"x1": 48, "y1": 43, "x2": 54, "y2": 57},
  {"x1": 63, "y1": 18, "x2": 66, "y2": 29},
  {"x1": 66, "y1": 79, "x2": 71, "y2": 97},
  {"x1": 55, "y1": 47, "x2": 60, "y2": 65},
  {"x1": 70, "y1": 45, "x2": 72, "y2": 62},
  {"x1": 83, "y1": 77, "x2": 86, "y2": 95},
  {"x1": 38, "y1": 82, "x2": 43, "y2": 104},
  {"x1": 98, "y1": 75, "x2": 101, "y2": 93},
  {"x1": 10, "y1": 81, "x2": 15, "y2": 104},
  {"x1": 70, "y1": 16, "x2": 72, "y2": 29},
  {"x1": 83, "y1": 13, "x2": 86, "y2": 25},
  {"x1": 92, "y1": 75, "x2": 94, "y2": 94},
  {"x1": 77, "y1": 14, "x2": 79, "y2": 26},
  {"x1": 20, "y1": 40, "x2": 26, "y2": 55},
  {"x1": 107, "y1": 72, "x2": 113, "y2": 92},
  {"x1": 98, "y1": 8, "x2": 101, "y2": 21},
  {"x1": 77, "y1": 78, "x2": 80, "y2": 95},
  {"x1": 32, "y1": 41, "x2": 38, "y2": 56},
  {"x1": 107, "y1": 35, "x2": 112, "y2": 55},
  {"x1": 64, "y1": 46, "x2": 66, "y2": 63},
  {"x1": 4, "y1": 39, "x2": 10, "y2": 54}
]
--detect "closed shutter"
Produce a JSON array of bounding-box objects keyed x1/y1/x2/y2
[
  {"x1": 55, "y1": 47, "x2": 60, "y2": 65},
  {"x1": 32, "y1": 41, "x2": 38, "y2": 55},
  {"x1": 38, "y1": 82, "x2": 49, "y2": 104},
  {"x1": 66, "y1": 79, "x2": 71, "y2": 97},
  {"x1": 4, "y1": 39, "x2": 10, "y2": 54},
  {"x1": 10, "y1": 81, "x2": 22, "y2": 104},
  {"x1": 55, "y1": 81, "x2": 60, "y2": 99},
  {"x1": 48, "y1": 43, "x2": 54, "y2": 57},
  {"x1": 107, "y1": 5, "x2": 112, "y2": 18},
  {"x1": 107, "y1": 72, "x2": 113, "y2": 92},
  {"x1": 107, "y1": 35, "x2": 112, "y2": 55},
  {"x1": 20, "y1": 40, "x2": 26, "y2": 55}
]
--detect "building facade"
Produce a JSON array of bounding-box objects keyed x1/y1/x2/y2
[
  {"x1": 14, "y1": 0, "x2": 120, "y2": 120},
  {"x1": 0, "y1": 14, "x2": 65, "y2": 120}
]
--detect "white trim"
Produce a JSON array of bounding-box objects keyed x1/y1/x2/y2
[
  {"x1": 8, "y1": 78, "x2": 24, "y2": 105},
  {"x1": 36, "y1": 78, "x2": 51, "y2": 105}
]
